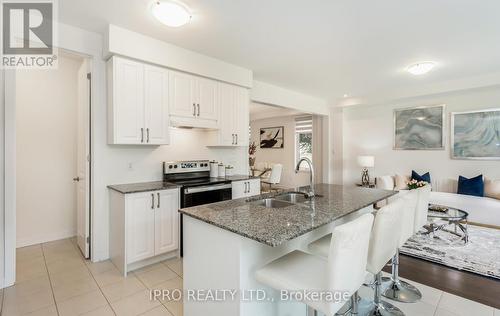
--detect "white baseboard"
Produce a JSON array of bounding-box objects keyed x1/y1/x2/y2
[{"x1": 16, "y1": 230, "x2": 76, "y2": 248}]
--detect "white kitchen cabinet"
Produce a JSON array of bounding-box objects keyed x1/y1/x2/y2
[
  {"x1": 209, "y1": 83, "x2": 250, "y2": 147},
  {"x1": 169, "y1": 70, "x2": 219, "y2": 128},
  {"x1": 110, "y1": 188, "x2": 180, "y2": 276},
  {"x1": 155, "y1": 190, "x2": 180, "y2": 255},
  {"x1": 232, "y1": 179, "x2": 261, "y2": 199},
  {"x1": 108, "y1": 56, "x2": 170, "y2": 145},
  {"x1": 144, "y1": 64, "x2": 170, "y2": 145},
  {"x1": 125, "y1": 193, "x2": 156, "y2": 264}
]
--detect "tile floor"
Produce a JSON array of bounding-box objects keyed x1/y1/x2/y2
[
  {"x1": 1, "y1": 238, "x2": 498, "y2": 316},
  {"x1": 1, "y1": 238, "x2": 182, "y2": 315}
]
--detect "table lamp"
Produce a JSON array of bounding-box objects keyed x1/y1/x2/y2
[{"x1": 357, "y1": 156, "x2": 374, "y2": 186}]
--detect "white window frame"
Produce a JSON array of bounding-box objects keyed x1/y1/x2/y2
[{"x1": 295, "y1": 116, "x2": 313, "y2": 171}]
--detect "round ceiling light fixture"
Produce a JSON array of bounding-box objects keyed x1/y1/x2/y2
[
  {"x1": 151, "y1": 1, "x2": 192, "y2": 27},
  {"x1": 407, "y1": 61, "x2": 436, "y2": 75}
]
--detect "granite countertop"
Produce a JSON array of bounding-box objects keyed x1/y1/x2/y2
[
  {"x1": 179, "y1": 184, "x2": 396, "y2": 247},
  {"x1": 107, "y1": 175, "x2": 257, "y2": 194},
  {"x1": 108, "y1": 181, "x2": 180, "y2": 194}
]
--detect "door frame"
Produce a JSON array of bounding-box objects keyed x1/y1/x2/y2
[{"x1": 3, "y1": 44, "x2": 97, "y2": 287}]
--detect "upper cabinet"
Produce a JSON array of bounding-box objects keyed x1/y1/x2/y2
[
  {"x1": 108, "y1": 56, "x2": 249, "y2": 146},
  {"x1": 108, "y1": 56, "x2": 169, "y2": 145},
  {"x1": 169, "y1": 70, "x2": 219, "y2": 129},
  {"x1": 209, "y1": 83, "x2": 249, "y2": 147}
]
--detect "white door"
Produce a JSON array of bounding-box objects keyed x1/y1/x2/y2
[
  {"x1": 144, "y1": 65, "x2": 169, "y2": 145},
  {"x1": 154, "y1": 190, "x2": 180, "y2": 255},
  {"x1": 126, "y1": 193, "x2": 156, "y2": 264},
  {"x1": 114, "y1": 57, "x2": 145, "y2": 144},
  {"x1": 231, "y1": 181, "x2": 247, "y2": 199},
  {"x1": 76, "y1": 59, "x2": 91, "y2": 258},
  {"x1": 235, "y1": 87, "x2": 250, "y2": 146},
  {"x1": 218, "y1": 83, "x2": 236, "y2": 146},
  {"x1": 196, "y1": 77, "x2": 218, "y2": 120},
  {"x1": 169, "y1": 70, "x2": 196, "y2": 118}
]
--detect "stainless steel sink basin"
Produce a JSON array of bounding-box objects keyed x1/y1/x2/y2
[
  {"x1": 274, "y1": 192, "x2": 310, "y2": 204},
  {"x1": 255, "y1": 198, "x2": 295, "y2": 208}
]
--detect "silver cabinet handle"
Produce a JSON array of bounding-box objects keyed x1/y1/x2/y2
[
  {"x1": 193, "y1": 103, "x2": 196, "y2": 116},
  {"x1": 231, "y1": 134, "x2": 234, "y2": 145},
  {"x1": 197, "y1": 104, "x2": 200, "y2": 116},
  {"x1": 146, "y1": 128, "x2": 150, "y2": 143},
  {"x1": 157, "y1": 193, "x2": 160, "y2": 208},
  {"x1": 247, "y1": 182, "x2": 250, "y2": 193},
  {"x1": 73, "y1": 177, "x2": 80, "y2": 182},
  {"x1": 236, "y1": 134, "x2": 238, "y2": 145},
  {"x1": 245, "y1": 182, "x2": 248, "y2": 193},
  {"x1": 151, "y1": 193, "x2": 155, "y2": 209},
  {"x1": 141, "y1": 128, "x2": 144, "y2": 143}
]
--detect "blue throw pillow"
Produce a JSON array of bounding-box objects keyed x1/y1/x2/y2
[
  {"x1": 457, "y1": 175, "x2": 484, "y2": 197},
  {"x1": 411, "y1": 170, "x2": 431, "y2": 184}
]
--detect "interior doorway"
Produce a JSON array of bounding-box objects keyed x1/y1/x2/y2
[{"x1": 15, "y1": 50, "x2": 92, "y2": 260}]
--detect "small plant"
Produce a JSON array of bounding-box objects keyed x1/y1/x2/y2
[{"x1": 407, "y1": 179, "x2": 428, "y2": 190}]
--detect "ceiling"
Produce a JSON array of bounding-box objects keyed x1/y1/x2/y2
[
  {"x1": 60, "y1": 0, "x2": 500, "y2": 104},
  {"x1": 249, "y1": 102, "x2": 304, "y2": 121}
]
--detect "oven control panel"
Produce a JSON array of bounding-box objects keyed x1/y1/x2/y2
[{"x1": 163, "y1": 160, "x2": 210, "y2": 174}]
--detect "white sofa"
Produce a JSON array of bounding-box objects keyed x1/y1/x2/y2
[
  {"x1": 376, "y1": 176, "x2": 500, "y2": 228},
  {"x1": 429, "y1": 191, "x2": 500, "y2": 227}
]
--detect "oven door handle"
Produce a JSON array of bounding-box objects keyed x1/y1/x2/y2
[{"x1": 184, "y1": 183, "x2": 232, "y2": 195}]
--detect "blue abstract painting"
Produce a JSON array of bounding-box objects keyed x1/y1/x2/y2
[
  {"x1": 452, "y1": 109, "x2": 500, "y2": 159},
  {"x1": 394, "y1": 105, "x2": 444, "y2": 150}
]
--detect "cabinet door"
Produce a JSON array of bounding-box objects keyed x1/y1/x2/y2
[
  {"x1": 126, "y1": 193, "x2": 155, "y2": 264},
  {"x1": 218, "y1": 83, "x2": 237, "y2": 146},
  {"x1": 113, "y1": 57, "x2": 145, "y2": 144},
  {"x1": 196, "y1": 77, "x2": 218, "y2": 121},
  {"x1": 144, "y1": 65, "x2": 169, "y2": 145},
  {"x1": 247, "y1": 179, "x2": 261, "y2": 197},
  {"x1": 231, "y1": 181, "x2": 247, "y2": 199},
  {"x1": 155, "y1": 190, "x2": 180, "y2": 255},
  {"x1": 235, "y1": 87, "x2": 250, "y2": 146},
  {"x1": 169, "y1": 71, "x2": 196, "y2": 118}
]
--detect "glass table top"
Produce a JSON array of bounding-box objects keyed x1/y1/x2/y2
[{"x1": 428, "y1": 204, "x2": 468, "y2": 220}]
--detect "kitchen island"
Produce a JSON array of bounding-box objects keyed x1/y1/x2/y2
[{"x1": 179, "y1": 184, "x2": 396, "y2": 316}]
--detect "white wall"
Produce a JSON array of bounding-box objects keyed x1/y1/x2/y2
[
  {"x1": 15, "y1": 55, "x2": 82, "y2": 247},
  {"x1": 250, "y1": 115, "x2": 320, "y2": 188},
  {"x1": 342, "y1": 86, "x2": 500, "y2": 190},
  {"x1": 251, "y1": 80, "x2": 329, "y2": 116}
]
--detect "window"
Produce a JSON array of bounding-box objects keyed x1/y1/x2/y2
[{"x1": 295, "y1": 116, "x2": 313, "y2": 170}]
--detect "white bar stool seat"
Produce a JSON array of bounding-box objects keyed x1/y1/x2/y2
[
  {"x1": 358, "y1": 198, "x2": 406, "y2": 316},
  {"x1": 256, "y1": 213, "x2": 374, "y2": 316},
  {"x1": 382, "y1": 185, "x2": 431, "y2": 303}
]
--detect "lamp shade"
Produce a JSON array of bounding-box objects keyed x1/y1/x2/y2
[{"x1": 357, "y1": 156, "x2": 375, "y2": 168}]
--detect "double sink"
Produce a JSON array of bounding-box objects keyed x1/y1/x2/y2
[{"x1": 255, "y1": 192, "x2": 316, "y2": 208}]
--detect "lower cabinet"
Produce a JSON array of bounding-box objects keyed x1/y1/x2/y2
[
  {"x1": 110, "y1": 188, "x2": 180, "y2": 276},
  {"x1": 232, "y1": 179, "x2": 261, "y2": 199}
]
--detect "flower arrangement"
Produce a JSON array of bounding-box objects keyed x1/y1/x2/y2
[
  {"x1": 249, "y1": 142, "x2": 257, "y2": 156},
  {"x1": 249, "y1": 142, "x2": 257, "y2": 167},
  {"x1": 407, "y1": 179, "x2": 427, "y2": 190}
]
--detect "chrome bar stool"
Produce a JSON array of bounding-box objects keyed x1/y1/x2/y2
[
  {"x1": 255, "y1": 213, "x2": 375, "y2": 316},
  {"x1": 358, "y1": 198, "x2": 407, "y2": 316},
  {"x1": 381, "y1": 185, "x2": 431, "y2": 303}
]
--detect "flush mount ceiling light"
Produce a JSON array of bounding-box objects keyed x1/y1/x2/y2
[
  {"x1": 151, "y1": 0, "x2": 192, "y2": 27},
  {"x1": 407, "y1": 62, "x2": 436, "y2": 75}
]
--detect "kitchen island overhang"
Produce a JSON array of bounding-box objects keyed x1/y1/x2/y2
[{"x1": 179, "y1": 184, "x2": 396, "y2": 316}]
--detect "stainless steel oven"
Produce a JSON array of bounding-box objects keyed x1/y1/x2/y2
[{"x1": 163, "y1": 160, "x2": 232, "y2": 256}]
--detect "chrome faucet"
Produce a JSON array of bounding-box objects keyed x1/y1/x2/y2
[{"x1": 295, "y1": 157, "x2": 315, "y2": 198}]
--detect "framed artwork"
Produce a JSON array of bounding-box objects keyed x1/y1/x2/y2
[
  {"x1": 394, "y1": 104, "x2": 445, "y2": 150},
  {"x1": 451, "y1": 108, "x2": 500, "y2": 160},
  {"x1": 260, "y1": 126, "x2": 284, "y2": 149}
]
